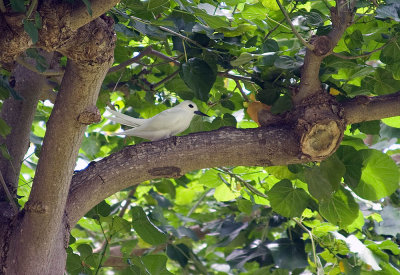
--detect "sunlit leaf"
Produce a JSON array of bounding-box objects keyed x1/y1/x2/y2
[{"x1": 352, "y1": 149, "x2": 399, "y2": 200}]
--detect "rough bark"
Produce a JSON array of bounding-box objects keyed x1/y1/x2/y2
[
  {"x1": 1, "y1": 0, "x2": 400, "y2": 273},
  {"x1": 294, "y1": 0, "x2": 356, "y2": 104},
  {"x1": 342, "y1": 91, "x2": 400, "y2": 124},
  {"x1": 0, "y1": 0, "x2": 118, "y2": 68},
  {"x1": 66, "y1": 90, "x2": 400, "y2": 227},
  {"x1": 5, "y1": 58, "x2": 112, "y2": 274}
]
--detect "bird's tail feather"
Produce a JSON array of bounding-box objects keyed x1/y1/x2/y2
[{"x1": 106, "y1": 108, "x2": 143, "y2": 127}]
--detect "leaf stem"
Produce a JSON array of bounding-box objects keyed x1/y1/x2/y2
[
  {"x1": 234, "y1": 80, "x2": 249, "y2": 102},
  {"x1": 218, "y1": 167, "x2": 268, "y2": 199}
]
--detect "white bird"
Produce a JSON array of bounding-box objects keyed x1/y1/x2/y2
[{"x1": 106, "y1": 100, "x2": 208, "y2": 141}]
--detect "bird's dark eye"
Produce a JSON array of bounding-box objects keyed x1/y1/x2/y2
[{"x1": 188, "y1": 104, "x2": 194, "y2": 108}]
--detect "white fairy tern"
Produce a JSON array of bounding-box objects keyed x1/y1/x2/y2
[{"x1": 106, "y1": 100, "x2": 208, "y2": 141}]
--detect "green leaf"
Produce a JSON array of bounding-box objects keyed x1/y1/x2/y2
[
  {"x1": 352, "y1": 149, "x2": 399, "y2": 200},
  {"x1": 335, "y1": 145, "x2": 362, "y2": 188},
  {"x1": 389, "y1": 62, "x2": 400, "y2": 80},
  {"x1": 267, "y1": 239, "x2": 308, "y2": 270},
  {"x1": 380, "y1": 42, "x2": 400, "y2": 65},
  {"x1": 377, "y1": 240, "x2": 400, "y2": 255},
  {"x1": 110, "y1": 216, "x2": 131, "y2": 234},
  {"x1": 199, "y1": 169, "x2": 222, "y2": 188},
  {"x1": 194, "y1": 10, "x2": 229, "y2": 29},
  {"x1": 85, "y1": 200, "x2": 111, "y2": 219},
  {"x1": 81, "y1": 0, "x2": 93, "y2": 16},
  {"x1": 155, "y1": 179, "x2": 176, "y2": 198},
  {"x1": 274, "y1": 56, "x2": 303, "y2": 70},
  {"x1": 66, "y1": 253, "x2": 82, "y2": 274},
  {"x1": 242, "y1": 3, "x2": 268, "y2": 20},
  {"x1": 231, "y1": 52, "x2": 258, "y2": 66},
  {"x1": 270, "y1": 94, "x2": 293, "y2": 114},
  {"x1": 376, "y1": 2, "x2": 400, "y2": 21},
  {"x1": 319, "y1": 187, "x2": 359, "y2": 227},
  {"x1": 265, "y1": 166, "x2": 297, "y2": 180},
  {"x1": 23, "y1": 19, "x2": 39, "y2": 44},
  {"x1": 373, "y1": 68, "x2": 400, "y2": 95},
  {"x1": 147, "y1": 0, "x2": 169, "y2": 10},
  {"x1": 268, "y1": 179, "x2": 311, "y2": 218},
  {"x1": 382, "y1": 116, "x2": 400, "y2": 128},
  {"x1": 357, "y1": 120, "x2": 381, "y2": 135},
  {"x1": 0, "y1": 144, "x2": 12, "y2": 161},
  {"x1": 142, "y1": 255, "x2": 173, "y2": 275},
  {"x1": 237, "y1": 199, "x2": 253, "y2": 215},
  {"x1": 304, "y1": 156, "x2": 345, "y2": 201},
  {"x1": 167, "y1": 244, "x2": 190, "y2": 267},
  {"x1": 10, "y1": 0, "x2": 26, "y2": 12},
  {"x1": 77, "y1": 244, "x2": 93, "y2": 258},
  {"x1": 131, "y1": 206, "x2": 167, "y2": 245},
  {"x1": 34, "y1": 12, "x2": 42, "y2": 29},
  {"x1": 214, "y1": 183, "x2": 240, "y2": 201},
  {"x1": 180, "y1": 58, "x2": 217, "y2": 101},
  {"x1": 0, "y1": 118, "x2": 11, "y2": 138},
  {"x1": 344, "y1": 30, "x2": 363, "y2": 51}
]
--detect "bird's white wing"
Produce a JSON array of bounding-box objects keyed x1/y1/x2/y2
[
  {"x1": 139, "y1": 108, "x2": 192, "y2": 131},
  {"x1": 106, "y1": 108, "x2": 145, "y2": 128}
]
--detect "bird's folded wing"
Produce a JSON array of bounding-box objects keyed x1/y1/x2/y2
[
  {"x1": 106, "y1": 108, "x2": 144, "y2": 127},
  {"x1": 139, "y1": 108, "x2": 184, "y2": 130}
]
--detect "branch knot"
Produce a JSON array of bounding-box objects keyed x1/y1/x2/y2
[{"x1": 77, "y1": 106, "x2": 101, "y2": 125}]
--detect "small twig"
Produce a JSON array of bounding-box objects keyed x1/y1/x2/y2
[
  {"x1": 184, "y1": 188, "x2": 214, "y2": 226},
  {"x1": 152, "y1": 69, "x2": 180, "y2": 90},
  {"x1": 26, "y1": 0, "x2": 38, "y2": 18},
  {"x1": 293, "y1": 218, "x2": 319, "y2": 269},
  {"x1": 108, "y1": 46, "x2": 153, "y2": 74},
  {"x1": 265, "y1": 3, "x2": 298, "y2": 40},
  {"x1": 95, "y1": 219, "x2": 113, "y2": 275},
  {"x1": 234, "y1": 80, "x2": 249, "y2": 102},
  {"x1": 217, "y1": 71, "x2": 252, "y2": 83},
  {"x1": 275, "y1": 0, "x2": 315, "y2": 51},
  {"x1": 218, "y1": 167, "x2": 268, "y2": 199},
  {"x1": 150, "y1": 49, "x2": 181, "y2": 66},
  {"x1": 112, "y1": 71, "x2": 124, "y2": 93},
  {"x1": 0, "y1": 171, "x2": 19, "y2": 213},
  {"x1": 118, "y1": 186, "x2": 137, "y2": 218},
  {"x1": 332, "y1": 37, "x2": 396, "y2": 60}
]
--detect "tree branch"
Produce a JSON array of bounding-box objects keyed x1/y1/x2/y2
[
  {"x1": 7, "y1": 58, "x2": 113, "y2": 273},
  {"x1": 295, "y1": 0, "x2": 356, "y2": 104},
  {"x1": 66, "y1": 127, "x2": 302, "y2": 225},
  {"x1": 69, "y1": 0, "x2": 120, "y2": 30},
  {"x1": 342, "y1": 91, "x2": 400, "y2": 124}
]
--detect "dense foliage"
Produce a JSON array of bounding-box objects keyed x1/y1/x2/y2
[{"x1": 1, "y1": 0, "x2": 400, "y2": 274}]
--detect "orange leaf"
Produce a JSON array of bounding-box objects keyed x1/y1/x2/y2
[{"x1": 247, "y1": 101, "x2": 271, "y2": 126}]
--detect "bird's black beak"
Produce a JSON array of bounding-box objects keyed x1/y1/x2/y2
[{"x1": 194, "y1": 110, "x2": 209, "y2": 117}]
